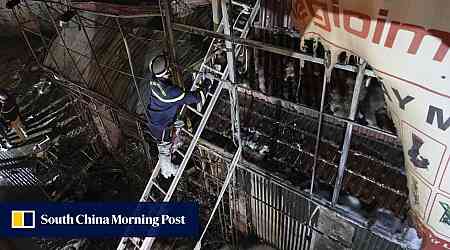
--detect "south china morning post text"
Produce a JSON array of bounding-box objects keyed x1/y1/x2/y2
[
  {"x1": 40, "y1": 214, "x2": 187, "y2": 227},
  {"x1": 0, "y1": 202, "x2": 199, "y2": 237}
]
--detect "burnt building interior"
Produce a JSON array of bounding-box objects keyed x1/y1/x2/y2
[{"x1": 0, "y1": 0, "x2": 424, "y2": 249}]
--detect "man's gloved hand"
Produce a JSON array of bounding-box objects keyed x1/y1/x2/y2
[
  {"x1": 200, "y1": 74, "x2": 213, "y2": 93},
  {"x1": 204, "y1": 72, "x2": 215, "y2": 81}
]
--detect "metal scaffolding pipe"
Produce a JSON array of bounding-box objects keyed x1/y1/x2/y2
[
  {"x1": 220, "y1": 0, "x2": 241, "y2": 145},
  {"x1": 22, "y1": 0, "x2": 63, "y2": 74},
  {"x1": 172, "y1": 23, "x2": 376, "y2": 77},
  {"x1": 331, "y1": 60, "x2": 368, "y2": 206},
  {"x1": 115, "y1": 18, "x2": 151, "y2": 123},
  {"x1": 29, "y1": 0, "x2": 161, "y2": 18},
  {"x1": 76, "y1": 12, "x2": 114, "y2": 97},
  {"x1": 23, "y1": 26, "x2": 152, "y2": 81},
  {"x1": 42, "y1": 64, "x2": 145, "y2": 124},
  {"x1": 43, "y1": 2, "x2": 90, "y2": 87},
  {"x1": 11, "y1": 9, "x2": 41, "y2": 69},
  {"x1": 194, "y1": 145, "x2": 242, "y2": 250},
  {"x1": 159, "y1": 0, "x2": 182, "y2": 86},
  {"x1": 309, "y1": 50, "x2": 331, "y2": 203}
]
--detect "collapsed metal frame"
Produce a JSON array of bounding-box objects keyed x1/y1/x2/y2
[
  {"x1": 163, "y1": 17, "x2": 400, "y2": 212},
  {"x1": 9, "y1": 0, "x2": 405, "y2": 248},
  {"x1": 188, "y1": 139, "x2": 405, "y2": 250}
]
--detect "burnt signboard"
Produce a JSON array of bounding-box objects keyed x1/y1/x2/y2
[{"x1": 291, "y1": 0, "x2": 450, "y2": 249}]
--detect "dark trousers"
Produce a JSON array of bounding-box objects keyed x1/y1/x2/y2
[{"x1": 148, "y1": 124, "x2": 173, "y2": 143}]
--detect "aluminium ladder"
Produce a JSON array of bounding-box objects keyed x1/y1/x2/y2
[{"x1": 117, "y1": 0, "x2": 260, "y2": 249}]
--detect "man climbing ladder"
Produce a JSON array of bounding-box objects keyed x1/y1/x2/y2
[{"x1": 146, "y1": 55, "x2": 211, "y2": 178}]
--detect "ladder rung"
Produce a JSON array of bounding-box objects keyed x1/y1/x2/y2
[
  {"x1": 129, "y1": 237, "x2": 141, "y2": 246},
  {"x1": 175, "y1": 149, "x2": 185, "y2": 157},
  {"x1": 181, "y1": 128, "x2": 194, "y2": 137},
  {"x1": 145, "y1": 194, "x2": 156, "y2": 202},
  {"x1": 186, "y1": 105, "x2": 203, "y2": 117},
  {"x1": 234, "y1": 27, "x2": 244, "y2": 33},
  {"x1": 207, "y1": 92, "x2": 214, "y2": 97},
  {"x1": 152, "y1": 181, "x2": 167, "y2": 196},
  {"x1": 231, "y1": 0, "x2": 251, "y2": 10},
  {"x1": 203, "y1": 65, "x2": 225, "y2": 76}
]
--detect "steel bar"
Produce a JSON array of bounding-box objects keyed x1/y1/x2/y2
[
  {"x1": 236, "y1": 85, "x2": 398, "y2": 140},
  {"x1": 22, "y1": 0, "x2": 63, "y2": 74},
  {"x1": 23, "y1": 3, "x2": 157, "y2": 43},
  {"x1": 221, "y1": 0, "x2": 241, "y2": 145},
  {"x1": 43, "y1": 2, "x2": 90, "y2": 87},
  {"x1": 296, "y1": 59, "x2": 303, "y2": 103},
  {"x1": 29, "y1": 0, "x2": 161, "y2": 18},
  {"x1": 115, "y1": 18, "x2": 151, "y2": 123},
  {"x1": 11, "y1": 9, "x2": 42, "y2": 69},
  {"x1": 21, "y1": 27, "x2": 150, "y2": 81},
  {"x1": 172, "y1": 23, "x2": 376, "y2": 77},
  {"x1": 212, "y1": 0, "x2": 221, "y2": 29},
  {"x1": 331, "y1": 60, "x2": 368, "y2": 205},
  {"x1": 159, "y1": 0, "x2": 182, "y2": 86},
  {"x1": 42, "y1": 64, "x2": 146, "y2": 125},
  {"x1": 76, "y1": 12, "x2": 114, "y2": 97},
  {"x1": 221, "y1": 0, "x2": 236, "y2": 83},
  {"x1": 139, "y1": 80, "x2": 226, "y2": 249},
  {"x1": 196, "y1": 139, "x2": 406, "y2": 242},
  {"x1": 309, "y1": 50, "x2": 331, "y2": 214},
  {"x1": 136, "y1": 120, "x2": 152, "y2": 168},
  {"x1": 194, "y1": 145, "x2": 243, "y2": 250}
]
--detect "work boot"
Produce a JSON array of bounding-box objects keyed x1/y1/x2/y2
[
  {"x1": 172, "y1": 120, "x2": 185, "y2": 153},
  {"x1": 157, "y1": 142, "x2": 179, "y2": 179}
]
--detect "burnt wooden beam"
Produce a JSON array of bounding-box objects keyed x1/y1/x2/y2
[
  {"x1": 159, "y1": 0, "x2": 182, "y2": 86},
  {"x1": 172, "y1": 23, "x2": 376, "y2": 77},
  {"x1": 30, "y1": 0, "x2": 161, "y2": 18}
]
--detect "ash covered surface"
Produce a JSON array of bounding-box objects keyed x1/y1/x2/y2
[{"x1": 204, "y1": 90, "x2": 407, "y2": 218}]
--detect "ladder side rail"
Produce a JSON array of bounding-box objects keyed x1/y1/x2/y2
[
  {"x1": 138, "y1": 13, "x2": 230, "y2": 208},
  {"x1": 164, "y1": 80, "x2": 224, "y2": 202},
  {"x1": 193, "y1": 145, "x2": 242, "y2": 250},
  {"x1": 239, "y1": 0, "x2": 261, "y2": 39},
  {"x1": 139, "y1": 160, "x2": 162, "y2": 201},
  {"x1": 140, "y1": 81, "x2": 225, "y2": 250},
  {"x1": 117, "y1": 21, "x2": 227, "y2": 250},
  {"x1": 122, "y1": 1, "x2": 262, "y2": 249},
  {"x1": 180, "y1": 22, "x2": 224, "y2": 116},
  {"x1": 191, "y1": 22, "x2": 225, "y2": 86}
]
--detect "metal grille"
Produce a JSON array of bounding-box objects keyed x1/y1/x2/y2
[
  {"x1": 191, "y1": 143, "x2": 406, "y2": 250},
  {"x1": 247, "y1": 171, "x2": 312, "y2": 250},
  {"x1": 0, "y1": 167, "x2": 41, "y2": 186}
]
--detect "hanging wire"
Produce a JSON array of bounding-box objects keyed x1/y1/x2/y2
[
  {"x1": 22, "y1": 0, "x2": 64, "y2": 74},
  {"x1": 75, "y1": 11, "x2": 114, "y2": 97},
  {"x1": 21, "y1": 1, "x2": 157, "y2": 44},
  {"x1": 10, "y1": 8, "x2": 42, "y2": 69},
  {"x1": 43, "y1": 2, "x2": 90, "y2": 87},
  {"x1": 308, "y1": 49, "x2": 331, "y2": 219},
  {"x1": 115, "y1": 18, "x2": 151, "y2": 123},
  {"x1": 29, "y1": 0, "x2": 160, "y2": 18}
]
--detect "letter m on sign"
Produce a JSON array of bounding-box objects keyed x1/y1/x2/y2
[{"x1": 427, "y1": 105, "x2": 450, "y2": 131}]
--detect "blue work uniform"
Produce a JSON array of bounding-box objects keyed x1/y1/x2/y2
[{"x1": 146, "y1": 77, "x2": 206, "y2": 142}]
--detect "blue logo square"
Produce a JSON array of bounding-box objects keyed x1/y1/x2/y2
[{"x1": 24, "y1": 212, "x2": 34, "y2": 227}]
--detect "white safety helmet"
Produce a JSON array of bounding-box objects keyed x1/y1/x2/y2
[
  {"x1": 149, "y1": 55, "x2": 169, "y2": 78},
  {"x1": 0, "y1": 93, "x2": 7, "y2": 103}
]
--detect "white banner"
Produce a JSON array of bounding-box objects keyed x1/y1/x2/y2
[{"x1": 291, "y1": 1, "x2": 450, "y2": 249}]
